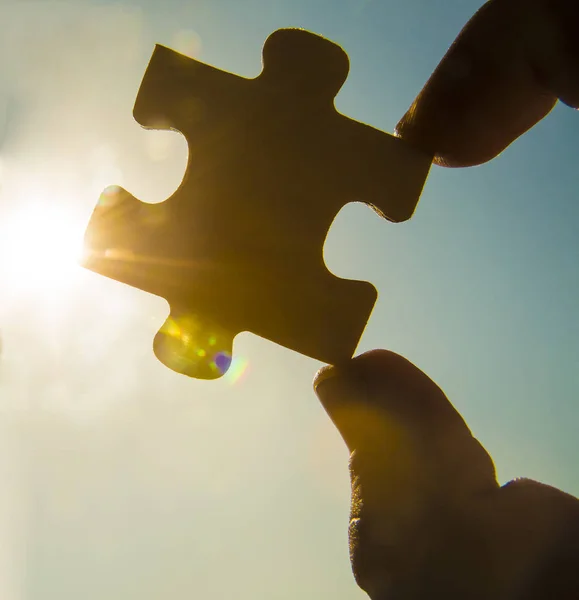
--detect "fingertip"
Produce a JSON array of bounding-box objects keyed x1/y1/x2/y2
[
  {"x1": 395, "y1": 0, "x2": 561, "y2": 168},
  {"x1": 313, "y1": 350, "x2": 469, "y2": 450},
  {"x1": 312, "y1": 363, "x2": 338, "y2": 393},
  {"x1": 313, "y1": 349, "x2": 419, "y2": 396},
  {"x1": 314, "y1": 349, "x2": 443, "y2": 398},
  {"x1": 313, "y1": 350, "x2": 419, "y2": 453}
]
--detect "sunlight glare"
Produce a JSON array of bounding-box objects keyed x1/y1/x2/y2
[{"x1": 0, "y1": 200, "x2": 84, "y2": 294}]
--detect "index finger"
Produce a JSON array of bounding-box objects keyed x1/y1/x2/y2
[{"x1": 395, "y1": 0, "x2": 579, "y2": 167}]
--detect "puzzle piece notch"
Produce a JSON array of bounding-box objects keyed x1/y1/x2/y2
[{"x1": 83, "y1": 28, "x2": 432, "y2": 379}]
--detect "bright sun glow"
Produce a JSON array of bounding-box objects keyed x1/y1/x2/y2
[{"x1": 0, "y1": 201, "x2": 85, "y2": 294}]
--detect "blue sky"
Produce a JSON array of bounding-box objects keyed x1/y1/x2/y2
[{"x1": 0, "y1": 1, "x2": 577, "y2": 599}]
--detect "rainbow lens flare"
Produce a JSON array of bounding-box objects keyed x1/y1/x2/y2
[
  {"x1": 223, "y1": 354, "x2": 249, "y2": 385},
  {"x1": 154, "y1": 313, "x2": 248, "y2": 382}
]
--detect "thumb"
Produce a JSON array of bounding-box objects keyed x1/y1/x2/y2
[
  {"x1": 314, "y1": 350, "x2": 498, "y2": 597},
  {"x1": 314, "y1": 350, "x2": 498, "y2": 495}
]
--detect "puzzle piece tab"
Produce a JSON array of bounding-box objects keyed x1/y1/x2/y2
[{"x1": 82, "y1": 28, "x2": 431, "y2": 379}]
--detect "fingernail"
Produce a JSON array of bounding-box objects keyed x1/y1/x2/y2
[
  {"x1": 313, "y1": 363, "x2": 339, "y2": 393},
  {"x1": 314, "y1": 370, "x2": 359, "y2": 451}
]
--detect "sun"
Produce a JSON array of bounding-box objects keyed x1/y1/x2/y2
[{"x1": 0, "y1": 200, "x2": 85, "y2": 294}]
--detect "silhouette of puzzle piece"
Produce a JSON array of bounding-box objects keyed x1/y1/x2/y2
[{"x1": 82, "y1": 28, "x2": 431, "y2": 380}]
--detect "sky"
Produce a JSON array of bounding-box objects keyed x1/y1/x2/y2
[{"x1": 0, "y1": 0, "x2": 577, "y2": 599}]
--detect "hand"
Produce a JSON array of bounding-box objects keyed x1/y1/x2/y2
[
  {"x1": 395, "y1": 0, "x2": 579, "y2": 167},
  {"x1": 314, "y1": 350, "x2": 579, "y2": 599}
]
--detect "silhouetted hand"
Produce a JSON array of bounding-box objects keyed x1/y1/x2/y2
[
  {"x1": 395, "y1": 0, "x2": 579, "y2": 167},
  {"x1": 314, "y1": 351, "x2": 579, "y2": 599}
]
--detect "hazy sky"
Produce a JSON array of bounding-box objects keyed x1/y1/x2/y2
[{"x1": 0, "y1": 1, "x2": 577, "y2": 599}]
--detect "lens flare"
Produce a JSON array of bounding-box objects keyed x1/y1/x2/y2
[
  {"x1": 214, "y1": 351, "x2": 232, "y2": 373},
  {"x1": 223, "y1": 355, "x2": 249, "y2": 385},
  {"x1": 171, "y1": 29, "x2": 202, "y2": 57},
  {"x1": 154, "y1": 313, "x2": 248, "y2": 382},
  {"x1": 97, "y1": 185, "x2": 123, "y2": 207}
]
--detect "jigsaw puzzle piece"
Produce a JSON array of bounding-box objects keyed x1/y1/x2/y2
[
  {"x1": 84, "y1": 183, "x2": 378, "y2": 378},
  {"x1": 82, "y1": 186, "x2": 175, "y2": 300},
  {"x1": 260, "y1": 30, "x2": 431, "y2": 224},
  {"x1": 83, "y1": 28, "x2": 431, "y2": 379},
  {"x1": 334, "y1": 118, "x2": 432, "y2": 223}
]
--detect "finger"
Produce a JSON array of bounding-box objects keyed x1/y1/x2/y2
[
  {"x1": 314, "y1": 350, "x2": 498, "y2": 597},
  {"x1": 531, "y1": 0, "x2": 579, "y2": 108},
  {"x1": 395, "y1": 0, "x2": 579, "y2": 168},
  {"x1": 486, "y1": 479, "x2": 579, "y2": 599},
  {"x1": 314, "y1": 350, "x2": 497, "y2": 492}
]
